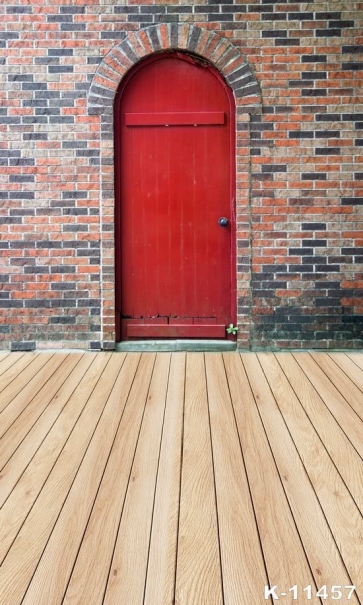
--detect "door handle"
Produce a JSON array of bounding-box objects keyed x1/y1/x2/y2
[{"x1": 218, "y1": 217, "x2": 229, "y2": 227}]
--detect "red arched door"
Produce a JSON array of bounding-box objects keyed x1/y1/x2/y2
[{"x1": 114, "y1": 52, "x2": 235, "y2": 341}]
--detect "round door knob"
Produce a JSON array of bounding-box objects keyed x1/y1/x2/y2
[{"x1": 218, "y1": 217, "x2": 229, "y2": 227}]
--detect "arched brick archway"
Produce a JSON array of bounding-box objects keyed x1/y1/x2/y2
[
  {"x1": 87, "y1": 24, "x2": 262, "y2": 349},
  {"x1": 87, "y1": 24, "x2": 261, "y2": 114}
]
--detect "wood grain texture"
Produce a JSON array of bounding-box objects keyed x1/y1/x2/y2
[
  {"x1": 277, "y1": 352, "x2": 363, "y2": 512},
  {"x1": 293, "y1": 352, "x2": 363, "y2": 459},
  {"x1": 63, "y1": 353, "x2": 154, "y2": 605},
  {"x1": 241, "y1": 353, "x2": 360, "y2": 603},
  {"x1": 0, "y1": 353, "x2": 116, "y2": 605},
  {"x1": 0, "y1": 352, "x2": 32, "y2": 387},
  {"x1": 0, "y1": 353, "x2": 51, "y2": 411},
  {"x1": 0, "y1": 353, "x2": 86, "y2": 506},
  {"x1": 144, "y1": 353, "x2": 185, "y2": 605},
  {"x1": 0, "y1": 353, "x2": 109, "y2": 565},
  {"x1": 104, "y1": 353, "x2": 170, "y2": 605},
  {"x1": 345, "y1": 352, "x2": 363, "y2": 372},
  {"x1": 311, "y1": 352, "x2": 363, "y2": 422},
  {"x1": 258, "y1": 352, "x2": 363, "y2": 600},
  {"x1": 22, "y1": 353, "x2": 137, "y2": 605},
  {"x1": 328, "y1": 352, "x2": 363, "y2": 393},
  {"x1": 0, "y1": 352, "x2": 23, "y2": 377},
  {"x1": 0, "y1": 351, "x2": 362, "y2": 605},
  {"x1": 206, "y1": 353, "x2": 270, "y2": 605},
  {"x1": 175, "y1": 353, "x2": 223, "y2": 605},
  {"x1": 223, "y1": 352, "x2": 317, "y2": 604}
]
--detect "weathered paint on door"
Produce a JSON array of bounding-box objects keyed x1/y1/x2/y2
[{"x1": 114, "y1": 52, "x2": 235, "y2": 340}]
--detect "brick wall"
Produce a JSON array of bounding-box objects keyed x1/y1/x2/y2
[{"x1": 1, "y1": 0, "x2": 362, "y2": 350}]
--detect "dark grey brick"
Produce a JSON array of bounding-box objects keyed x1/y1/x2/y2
[
  {"x1": 23, "y1": 133, "x2": 48, "y2": 141},
  {"x1": 24, "y1": 266, "x2": 50, "y2": 274},
  {"x1": 342, "y1": 45, "x2": 363, "y2": 53},
  {"x1": 60, "y1": 24, "x2": 86, "y2": 31},
  {"x1": 301, "y1": 55, "x2": 327, "y2": 63},
  {"x1": 50, "y1": 316, "x2": 76, "y2": 324},
  {"x1": 0, "y1": 32, "x2": 20, "y2": 40},
  {"x1": 302, "y1": 71, "x2": 327, "y2": 80},
  {"x1": 288, "y1": 12, "x2": 314, "y2": 20},
  {"x1": 315, "y1": 12, "x2": 341, "y2": 19},
  {"x1": 329, "y1": 20, "x2": 354, "y2": 28},
  {"x1": 60, "y1": 5, "x2": 86, "y2": 12},
  {"x1": 11, "y1": 341, "x2": 36, "y2": 351},
  {"x1": 50, "y1": 266, "x2": 76, "y2": 273},
  {"x1": 302, "y1": 90, "x2": 327, "y2": 97},
  {"x1": 7, "y1": 5, "x2": 32, "y2": 12},
  {"x1": 316, "y1": 114, "x2": 342, "y2": 121},
  {"x1": 262, "y1": 13, "x2": 287, "y2": 20},
  {"x1": 114, "y1": 6, "x2": 139, "y2": 12},
  {"x1": 10, "y1": 192, "x2": 35, "y2": 199},
  {"x1": 316, "y1": 29, "x2": 342, "y2": 37},
  {"x1": 48, "y1": 49, "x2": 74, "y2": 56},
  {"x1": 262, "y1": 30, "x2": 287, "y2": 38},
  {"x1": 7, "y1": 74, "x2": 34, "y2": 82},
  {"x1": 128, "y1": 15, "x2": 153, "y2": 22},
  {"x1": 87, "y1": 56, "x2": 102, "y2": 64},
  {"x1": 62, "y1": 141, "x2": 88, "y2": 149},
  {"x1": 76, "y1": 149, "x2": 100, "y2": 157},
  {"x1": 314, "y1": 130, "x2": 340, "y2": 137},
  {"x1": 9, "y1": 175, "x2": 35, "y2": 183},
  {"x1": 48, "y1": 66, "x2": 74, "y2": 73},
  {"x1": 302, "y1": 223, "x2": 327, "y2": 231},
  {"x1": 47, "y1": 15, "x2": 74, "y2": 22},
  {"x1": 342, "y1": 62, "x2": 363, "y2": 71},
  {"x1": 315, "y1": 148, "x2": 340, "y2": 155},
  {"x1": 62, "y1": 191, "x2": 88, "y2": 199},
  {"x1": 289, "y1": 131, "x2": 314, "y2": 139},
  {"x1": 0, "y1": 300, "x2": 23, "y2": 308},
  {"x1": 302, "y1": 240, "x2": 327, "y2": 247},
  {"x1": 49, "y1": 117, "x2": 75, "y2": 124}
]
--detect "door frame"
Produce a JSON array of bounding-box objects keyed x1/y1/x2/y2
[{"x1": 113, "y1": 50, "x2": 237, "y2": 342}]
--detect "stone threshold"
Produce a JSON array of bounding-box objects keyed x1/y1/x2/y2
[{"x1": 115, "y1": 340, "x2": 237, "y2": 352}]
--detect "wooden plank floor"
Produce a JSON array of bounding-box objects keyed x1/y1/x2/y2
[{"x1": 0, "y1": 351, "x2": 363, "y2": 605}]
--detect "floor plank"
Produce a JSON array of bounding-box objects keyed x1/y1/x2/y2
[
  {"x1": 0, "y1": 353, "x2": 110, "y2": 565},
  {"x1": 0, "y1": 353, "x2": 118, "y2": 605},
  {"x1": 241, "y1": 353, "x2": 360, "y2": 604},
  {"x1": 0, "y1": 353, "x2": 87, "y2": 507},
  {"x1": 175, "y1": 353, "x2": 223, "y2": 605},
  {"x1": 311, "y1": 352, "x2": 363, "y2": 423},
  {"x1": 346, "y1": 352, "x2": 363, "y2": 372},
  {"x1": 0, "y1": 352, "x2": 33, "y2": 387},
  {"x1": 0, "y1": 353, "x2": 48, "y2": 406},
  {"x1": 206, "y1": 353, "x2": 270, "y2": 605},
  {"x1": 22, "y1": 353, "x2": 140, "y2": 605},
  {"x1": 0, "y1": 352, "x2": 23, "y2": 377},
  {"x1": 103, "y1": 353, "x2": 169, "y2": 605},
  {"x1": 328, "y1": 352, "x2": 363, "y2": 393},
  {"x1": 144, "y1": 353, "x2": 185, "y2": 605},
  {"x1": 277, "y1": 352, "x2": 363, "y2": 512},
  {"x1": 63, "y1": 353, "x2": 154, "y2": 605},
  {"x1": 293, "y1": 353, "x2": 363, "y2": 460},
  {"x1": 0, "y1": 351, "x2": 362, "y2": 605},
  {"x1": 224, "y1": 352, "x2": 318, "y2": 605},
  {"x1": 258, "y1": 352, "x2": 363, "y2": 601}
]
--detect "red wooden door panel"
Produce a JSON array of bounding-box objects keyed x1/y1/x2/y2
[{"x1": 114, "y1": 53, "x2": 235, "y2": 340}]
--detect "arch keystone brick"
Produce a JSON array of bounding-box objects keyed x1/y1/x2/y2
[{"x1": 87, "y1": 24, "x2": 261, "y2": 116}]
